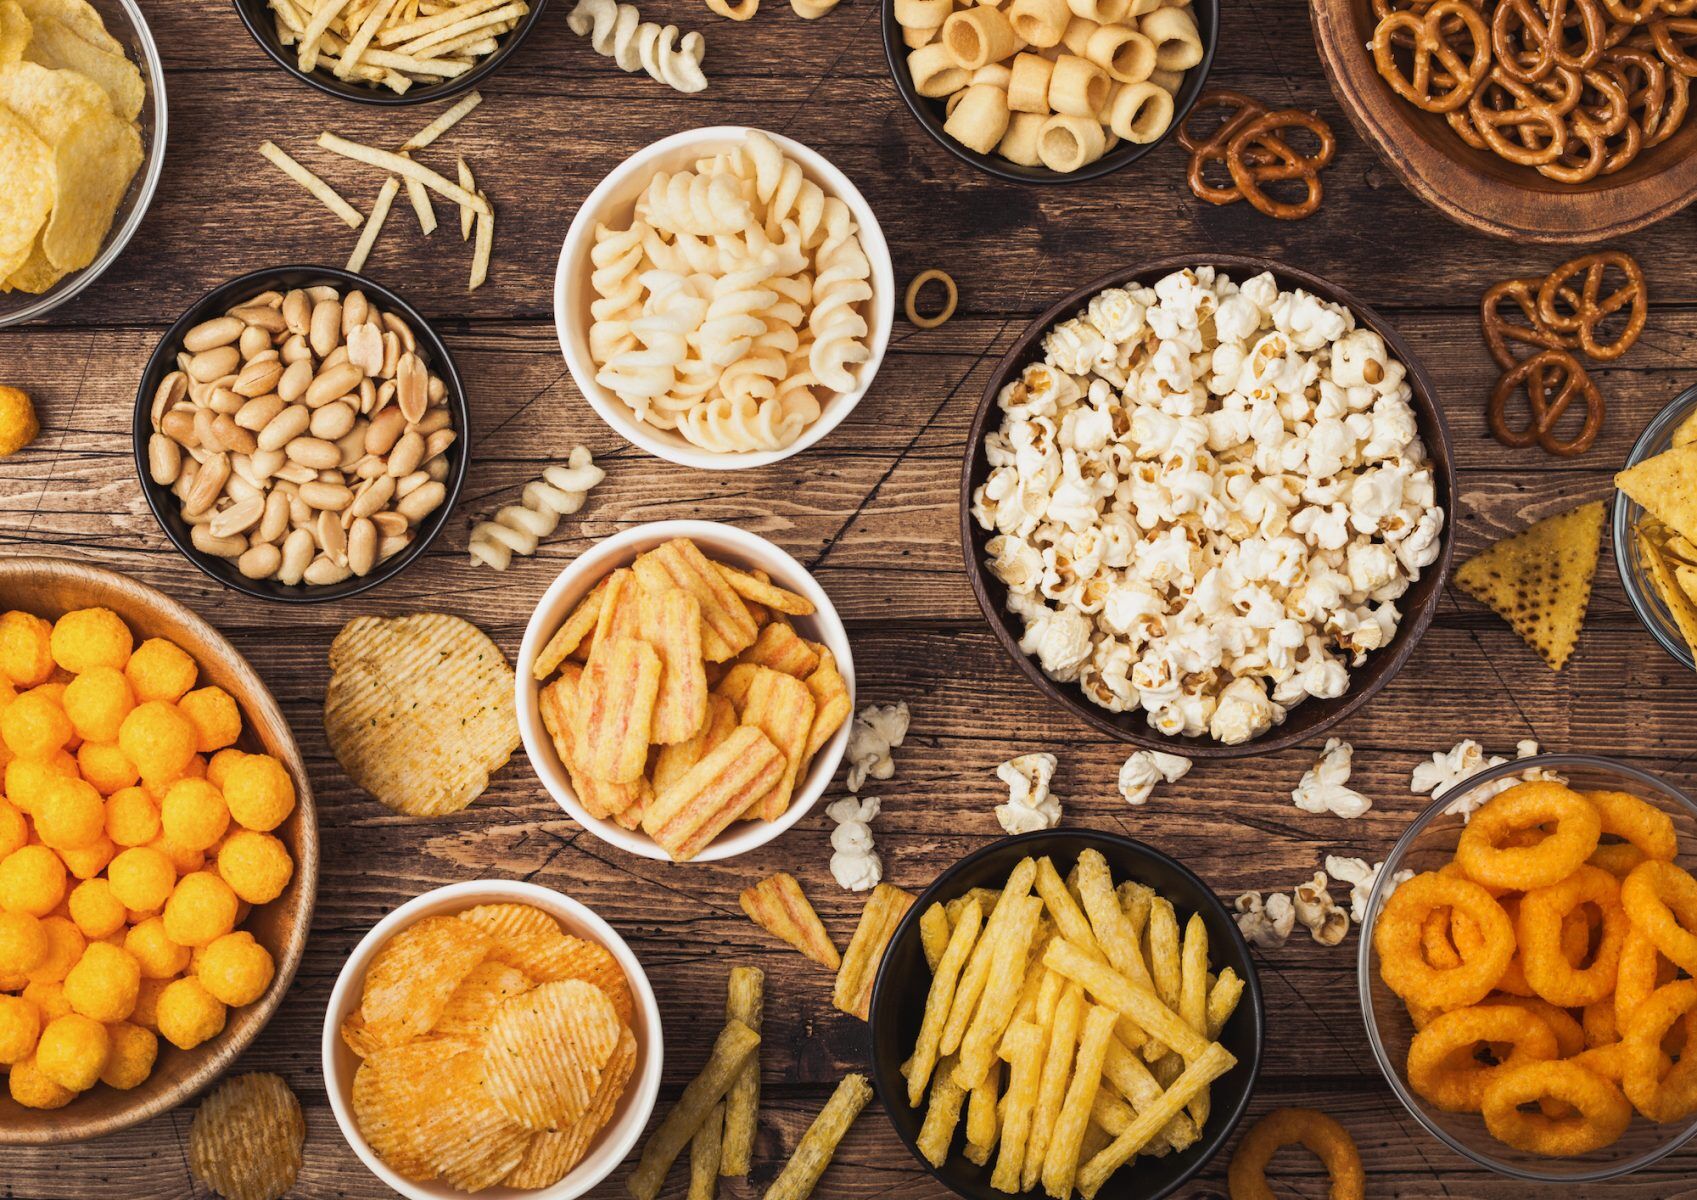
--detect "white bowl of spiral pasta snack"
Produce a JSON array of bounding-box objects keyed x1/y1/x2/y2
[
  {"x1": 517, "y1": 520, "x2": 856, "y2": 861},
  {"x1": 555, "y1": 126, "x2": 894, "y2": 470}
]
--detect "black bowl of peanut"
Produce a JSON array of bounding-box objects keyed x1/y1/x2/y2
[{"x1": 133, "y1": 266, "x2": 468, "y2": 602}]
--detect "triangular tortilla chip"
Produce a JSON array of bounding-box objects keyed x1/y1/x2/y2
[
  {"x1": 1639, "y1": 527, "x2": 1697, "y2": 662},
  {"x1": 1617, "y1": 444, "x2": 1697, "y2": 547},
  {"x1": 740, "y1": 872, "x2": 840, "y2": 971},
  {"x1": 1675, "y1": 409, "x2": 1697, "y2": 450},
  {"x1": 1454, "y1": 501, "x2": 1605, "y2": 671}
]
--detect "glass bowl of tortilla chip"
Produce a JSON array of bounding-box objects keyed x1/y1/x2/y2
[
  {"x1": 1615, "y1": 385, "x2": 1697, "y2": 674},
  {"x1": 0, "y1": 0, "x2": 165, "y2": 328}
]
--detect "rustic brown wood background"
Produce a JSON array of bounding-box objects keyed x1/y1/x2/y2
[{"x1": 4, "y1": 0, "x2": 1697, "y2": 1194}]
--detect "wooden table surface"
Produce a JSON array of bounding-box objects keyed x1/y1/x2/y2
[{"x1": 5, "y1": 0, "x2": 1697, "y2": 1195}]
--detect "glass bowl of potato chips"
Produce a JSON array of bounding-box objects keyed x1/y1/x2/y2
[
  {"x1": 0, "y1": 0, "x2": 166, "y2": 328},
  {"x1": 1615, "y1": 385, "x2": 1697, "y2": 674}
]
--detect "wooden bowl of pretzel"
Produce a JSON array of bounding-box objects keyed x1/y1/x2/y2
[{"x1": 1310, "y1": 0, "x2": 1697, "y2": 242}]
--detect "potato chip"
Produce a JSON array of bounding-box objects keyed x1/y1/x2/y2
[
  {"x1": 1675, "y1": 409, "x2": 1697, "y2": 450},
  {"x1": 832, "y1": 882, "x2": 916, "y2": 1020},
  {"x1": 533, "y1": 579, "x2": 606, "y2": 681},
  {"x1": 21, "y1": 13, "x2": 144, "y2": 120},
  {"x1": 653, "y1": 693, "x2": 737, "y2": 795},
  {"x1": 740, "y1": 872, "x2": 839, "y2": 970},
  {"x1": 0, "y1": 105, "x2": 52, "y2": 280},
  {"x1": 324, "y1": 613, "x2": 521, "y2": 816},
  {"x1": 1454, "y1": 501, "x2": 1604, "y2": 671},
  {"x1": 540, "y1": 664, "x2": 650, "y2": 821},
  {"x1": 1638, "y1": 525, "x2": 1697, "y2": 661},
  {"x1": 738, "y1": 622, "x2": 819, "y2": 678},
  {"x1": 1618, "y1": 444, "x2": 1697, "y2": 546},
  {"x1": 803, "y1": 646, "x2": 851, "y2": 760},
  {"x1": 633, "y1": 539, "x2": 758, "y2": 662},
  {"x1": 714, "y1": 561, "x2": 815, "y2": 616},
  {"x1": 340, "y1": 1007, "x2": 383, "y2": 1058},
  {"x1": 16, "y1": 0, "x2": 120, "y2": 52},
  {"x1": 738, "y1": 667, "x2": 814, "y2": 820},
  {"x1": 584, "y1": 568, "x2": 642, "y2": 668},
  {"x1": 576, "y1": 639, "x2": 661, "y2": 784},
  {"x1": 359, "y1": 914, "x2": 491, "y2": 1049},
  {"x1": 417, "y1": 1043, "x2": 533, "y2": 1191},
  {"x1": 187, "y1": 1073, "x2": 304, "y2": 1200},
  {"x1": 712, "y1": 662, "x2": 760, "y2": 713},
  {"x1": 504, "y1": 1025, "x2": 638, "y2": 1187},
  {"x1": 643, "y1": 726, "x2": 785, "y2": 862},
  {"x1": 0, "y1": 1, "x2": 30, "y2": 66},
  {"x1": 431, "y1": 959, "x2": 532, "y2": 1039},
  {"x1": 459, "y1": 904, "x2": 634, "y2": 1024},
  {"x1": 457, "y1": 901, "x2": 561, "y2": 943},
  {"x1": 639, "y1": 586, "x2": 707, "y2": 745},
  {"x1": 482, "y1": 978, "x2": 622, "y2": 1130},
  {"x1": 354, "y1": 1038, "x2": 478, "y2": 1179}
]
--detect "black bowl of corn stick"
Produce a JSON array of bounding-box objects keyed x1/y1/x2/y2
[{"x1": 867, "y1": 829, "x2": 1263, "y2": 1200}]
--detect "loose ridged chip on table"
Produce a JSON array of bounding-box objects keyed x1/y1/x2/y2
[
  {"x1": 324, "y1": 613, "x2": 521, "y2": 816},
  {"x1": 459, "y1": 902, "x2": 635, "y2": 1023},
  {"x1": 482, "y1": 978, "x2": 624, "y2": 1129},
  {"x1": 504, "y1": 1025, "x2": 639, "y2": 1188},
  {"x1": 357, "y1": 914, "x2": 493, "y2": 1049},
  {"x1": 187, "y1": 1073, "x2": 306, "y2": 1200}
]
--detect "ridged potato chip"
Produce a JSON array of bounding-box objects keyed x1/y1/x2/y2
[
  {"x1": 418, "y1": 1043, "x2": 534, "y2": 1191},
  {"x1": 504, "y1": 1025, "x2": 638, "y2": 1187},
  {"x1": 359, "y1": 914, "x2": 491, "y2": 1049},
  {"x1": 459, "y1": 902, "x2": 634, "y2": 1023},
  {"x1": 353, "y1": 1036, "x2": 479, "y2": 1180},
  {"x1": 432, "y1": 959, "x2": 533, "y2": 1040},
  {"x1": 188, "y1": 1072, "x2": 305, "y2": 1200},
  {"x1": 483, "y1": 978, "x2": 622, "y2": 1130}
]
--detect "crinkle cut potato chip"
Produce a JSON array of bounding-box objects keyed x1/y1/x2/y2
[
  {"x1": 505, "y1": 1025, "x2": 639, "y2": 1188},
  {"x1": 0, "y1": 104, "x2": 52, "y2": 279},
  {"x1": 359, "y1": 914, "x2": 492, "y2": 1049},
  {"x1": 418, "y1": 1044, "x2": 536, "y2": 1192},
  {"x1": 432, "y1": 959, "x2": 534, "y2": 1039},
  {"x1": 459, "y1": 902, "x2": 635, "y2": 1022},
  {"x1": 188, "y1": 1073, "x2": 306, "y2": 1200},
  {"x1": 324, "y1": 613, "x2": 522, "y2": 817},
  {"x1": 1454, "y1": 501, "x2": 1605, "y2": 671},
  {"x1": 459, "y1": 901, "x2": 566, "y2": 944},
  {"x1": 353, "y1": 1036, "x2": 480, "y2": 1181},
  {"x1": 483, "y1": 978, "x2": 624, "y2": 1130}
]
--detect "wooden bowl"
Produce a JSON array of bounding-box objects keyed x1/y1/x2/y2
[
  {"x1": 960, "y1": 254, "x2": 1456, "y2": 758},
  {"x1": 1310, "y1": 0, "x2": 1697, "y2": 243},
  {"x1": 0, "y1": 557, "x2": 317, "y2": 1144}
]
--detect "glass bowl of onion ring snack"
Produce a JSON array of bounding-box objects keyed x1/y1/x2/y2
[
  {"x1": 1615, "y1": 384, "x2": 1697, "y2": 676},
  {"x1": 1358, "y1": 753, "x2": 1697, "y2": 1182}
]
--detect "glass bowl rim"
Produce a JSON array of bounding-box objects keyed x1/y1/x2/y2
[{"x1": 1613, "y1": 383, "x2": 1697, "y2": 674}]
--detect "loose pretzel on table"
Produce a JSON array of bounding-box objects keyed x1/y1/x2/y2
[
  {"x1": 1486, "y1": 348, "x2": 1607, "y2": 457},
  {"x1": 1178, "y1": 90, "x2": 1337, "y2": 220},
  {"x1": 1535, "y1": 251, "x2": 1649, "y2": 361}
]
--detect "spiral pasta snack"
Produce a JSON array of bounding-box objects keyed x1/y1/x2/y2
[
  {"x1": 585, "y1": 130, "x2": 876, "y2": 457},
  {"x1": 567, "y1": 0, "x2": 709, "y2": 93},
  {"x1": 468, "y1": 447, "x2": 606, "y2": 570}
]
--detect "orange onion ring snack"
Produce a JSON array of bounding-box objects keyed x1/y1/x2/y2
[
  {"x1": 1454, "y1": 781, "x2": 1603, "y2": 890},
  {"x1": 1407, "y1": 1005, "x2": 1560, "y2": 1112},
  {"x1": 1518, "y1": 865, "x2": 1629, "y2": 1006},
  {"x1": 1225, "y1": 1107, "x2": 1365, "y2": 1200},
  {"x1": 1375, "y1": 872, "x2": 1516, "y2": 1010},
  {"x1": 1621, "y1": 860, "x2": 1697, "y2": 976},
  {"x1": 1482, "y1": 1060, "x2": 1634, "y2": 1154},
  {"x1": 1622, "y1": 980, "x2": 1697, "y2": 1122}
]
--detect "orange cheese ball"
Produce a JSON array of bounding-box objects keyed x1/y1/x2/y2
[
  {"x1": 62, "y1": 942, "x2": 140, "y2": 1023},
  {"x1": 178, "y1": 688, "x2": 240, "y2": 755},
  {"x1": 106, "y1": 847, "x2": 175, "y2": 913},
  {"x1": 0, "y1": 798, "x2": 28, "y2": 858},
  {"x1": 35, "y1": 1013, "x2": 109, "y2": 1091},
  {"x1": 159, "y1": 779, "x2": 229, "y2": 854},
  {"x1": 33, "y1": 776, "x2": 104, "y2": 851},
  {"x1": 67, "y1": 879, "x2": 126, "y2": 940},
  {"x1": 104, "y1": 787, "x2": 160, "y2": 847},
  {"x1": 117, "y1": 702, "x2": 197, "y2": 789},
  {"x1": 0, "y1": 993, "x2": 41, "y2": 1064},
  {"x1": 0, "y1": 612, "x2": 53, "y2": 689},
  {"x1": 124, "y1": 917, "x2": 190, "y2": 980},
  {"x1": 145, "y1": 833, "x2": 204, "y2": 876},
  {"x1": 0, "y1": 910, "x2": 47, "y2": 975},
  {"x1": 195, "y1": 932, "x2": 274, "y2": 1007},
  {"x1": 99, "y1": 1021, "x2": 157, "y2": 1089},
  {"x1": 163, "y1": 871, "x2": 238, "y2": 948},
  {"x1": 8, "y1": 1053, "x2": 73, "y2": 1109},
  {"x1": 155, "y1": 977, "x2": 225, "y2": 1050},
  {"x1": 49, "y1": 609, "x2": 133, "y2": 676},
  {"x1": 215, "y1": 830, "x2": 294, "y2": 905},
  {"x1": 123, "y1": 639, "x2": 197, "y2": 704},
  {"x1": 22, "y1": 979, "x2": 69, "y2": 1022},
  {"x1": 58, "y1": 837, "x2": 116, "y2": 882},
  {"x1": 75, "y1": 742, "x2": 138, "y2": 796},
  {"x1": 4, "y1": 752, "x2": 78, "y2": 814},
  {"x1": 1, "y1": 690, "x2": 73, "y2": 761},
  {"x1": 222, "y1": 754, "x2": 295, "y2": 832},
  {"x1": 24, "y1": 917, "x2": 84, "y2": 985},
  {"x1": 205, "y1": 749, "x2": 245, "y2": 791},
  {"x1": 61, "y1": 668, "x2": 134, "y2": 745},
  {"x1": 0, "y1": 845, "x2": 67, "y2": 916},
  {"x1": 129, "y1": 975, "x2": 169, "y2": 1031}
]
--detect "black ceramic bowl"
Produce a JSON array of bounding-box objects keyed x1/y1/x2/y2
[
  {"x1": 867, "y1": 829, "x2": 1264, "y2": 1200},
  {"x1": 961, "y1": 254, "x2": 1456, "y2": 758},
  {"x1": 881, "y1": 0, "x2": 1218, "y2": 184},
  {"x1": 133, "y1": 266, "x2": 468, "y2": 603},
  {"x1": 232, "y1": 0, "x2": 549, "y2": 105}
]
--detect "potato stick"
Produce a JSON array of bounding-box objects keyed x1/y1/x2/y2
[
  {"x1": 1034, "y1": 856, "x2": 1101, "y2": 960},
  {"x1": 909, "y1": 899, "x2": 982, "y2": 1106},
  {"x1": 399, "y1": 91, "x2": 483, "y2": 152},
  {"x1": 1090, "y1": 1081, "x2": 1197, "y2": 1156},
  {"x1": 919, "y1": 902, "x2": 951, "y2": 974},
  {"x1": 1000, "y1": 958, "x2": 1053, "y2": 1056},
  {"x1": 720, "y1": 967, "x2": 763, "y2": 1177},
  {"x1": 345, "y1": 175, "x2": 399, "y2": 273},
  {"x1": 941, "y1": 857, "x2": 1037, "y2": 1056},
  {"x1": 1118, "y1": 881, "x2": 1155, "y2": 937},
  {"x1": 991, "y1": 1020, "x2": 1046, "y2": 1192},
  {"x1": 353, "y1": 45, "x2": 471, "y2": 73},
  {"x1": 915, "y1": 1052, "x2": 968, "y2": 1167},
  {"x1": 628, "y1": 1019, "x2": 762, "y2": 1200},
  {"x1": 1043, "y1": 938, "x2": 1208, "y2": 1063},
  {"x1": 380, "y1": 68, "x2": 412, "y2": 91},
  {"x1": 299, "y1": 0, "x2": 356, "y2": 70},
  {"x1": 336, "y1": 0, "x2": 400, "y2": 75},
  {"x1": 833, "y1": 883, "x2": 915, "y2": 1020},
  {"x1": 963, "y1": 1059, "x2": 1000, "y2": 1166},
  {"x1": 317, "y1": 132, "x2": 490, "y2": 213},
  {"x1": 1041, "y1": 1005, "x2": 1118, "y2": 1199},
  {"x1": 471, "y1": 188, "x2": 492, "y2": 294},
  {"x1": 760, "y1": 1073, "x2": 872, "y2": 1200},
  {"x1": 1079, "y1": 1120, "x2": 1113, "y2": 1168},
  {"x1": 1022, "y1": 983, "x2": 1083, "y2": 1191},
  {"x1": 1178, "y1": 913, "x2": 1210, "y2": 1126},
  {"x1": 397, "y1": 0, "x2": 524, "y2": 54},
  {"x1": 399, "y1": 174, "x2": 437, "y2": 235},
  {"x1": 258, "y1": 141, "x2": 364, "y2": 228},
  {"x1": 381, "y1": 0, "x2": 505, "y2": 44},
  {"x1": 1207, "y1": 967, "x2": 1245, "y2": 1040},
  {"x1": 1076, "y1": 1044, "x2": 1236, "y2": 1199},
  {"x1": 1142, "y1": 897, "x2": 1181, "y2": 1061},
  {"x1": 946, "y1": 887, "x2": 1000, "y2": 928},
  {"x1": 1076, "y1": 850, "x2": 1153, "y2": 991},
  {"x1": 955, "y1": 895, "x2": 1042, "y2": 1091},
  {"x1": 689, "y1": 1102, "x2": 724, "y2": 1200}
]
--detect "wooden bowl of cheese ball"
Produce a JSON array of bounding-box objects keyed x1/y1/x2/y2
[
  {"x1": 0, "y1": 557, "x2": 316, "y2": 1143},
  {"x1": 960, "y1": 255, "x2": 1456, "y2": 757}
]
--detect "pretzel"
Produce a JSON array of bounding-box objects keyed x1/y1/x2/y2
[
  {"x1": 1651, "y1": 16, "x2": 1697, "y2": 74},
  {"x1": 1492, "y1": 0, "x2": 1607, "y2": 82},
  {"x1": 1180, "y1": 90, "x2": 1275, "y2": 205},
  {"x1": 1535, "y1": 251, "x2": 1648, "y2": 360},
  {"x1": 1481, "y1": 277, "x2": 1576, "y2": 369},
  {"x1": 1469, "y1": 68, "x2": 1571, "y2": 162},
  {"x1": 1373, "y1": 0, "x2": 1494, "y2": 111},
  {"x1": 1487, "y1": 349, "x2": 1606, "y2": 456},
  {"x1": 1180, "y1": 90, "x2": 1337, "y2": 219},
  {"x1": 1602, "y1": 0, "x2": 1665, "y2": 24}
]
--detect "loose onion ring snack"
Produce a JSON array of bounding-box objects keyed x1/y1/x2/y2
[{"x1": 1226, "y1": 1107, "x2": 1364, "y2": 1200}]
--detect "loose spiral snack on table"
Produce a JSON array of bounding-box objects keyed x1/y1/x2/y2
[
  {"x1": 567, "y1": 0, "x2": 709, "y2": 93},
  {"x1": 1226, "y1": 1107, "x2": 1365, "y2": 1200},
  {"x1": 468, "y1": 447, "x2": 606, "y2": 571},
  {"x1": 585, "y1": 130, "x2": 874, "y2": 455}
]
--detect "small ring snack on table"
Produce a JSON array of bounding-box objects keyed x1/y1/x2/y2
[
  {"x1": 904, "y1": 269, "x2": 958, "y2": 329},
  {"x1": 1179, "y1": 90, "x2": 1337, "y2": 219},
  {"x1": 1226, "y1": 1107, "x2": 1365, "y2": 1200}
]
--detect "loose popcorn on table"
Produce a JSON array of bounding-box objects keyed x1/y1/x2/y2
[
  {"x1": 1292, "y1": 871, "x2": 1349, "y2": 946},
  {"x1": 1291, "y1": 737, "x2": 1372, "y2": 819},
  {"x1": 971, "y1": 268, "x2": 1443, "y2": 745},
  {"x1": 825, "y1": 795, "x2": 882, "y2": 892},
  {"x1": 844, "y1": 702, "x2": 909, "y2": 793},
  {"x1": 1326, "y1": 854, "x2": 1412, "y2": 925},
  {"x1": 1116, "y1": 749, "x2": 1192, "y2": 806},
  {"x1": 1234, "y1": 890, "x2": 1296, "y2": 949},
  {"x1": 1411, "y1": 738, "x2": 1559, "y2": 820},
  {"x1": 994, "y1": 752, "x2": 1062, "y2": 835}
]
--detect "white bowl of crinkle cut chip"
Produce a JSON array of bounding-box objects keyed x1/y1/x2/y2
[
  {"x1": 323, "y1": 880, "x2": 663, "y2": 1200},
  {"x1": 555, "y1": 126, "x2": 895, "y2": 470},
  {"x1": 962, "y1": 256, "x2": 1457, "y2": 757}
]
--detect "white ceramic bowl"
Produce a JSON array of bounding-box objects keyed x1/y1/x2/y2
[
  {"x1": 517, "y1": 519, "x2": 856, "y2": 862},
  {"x1": 554, "y1": 125, "x2": 895, "y2": 470},
  {"x1": 322, "y1": 880, "x2": 664, "y2": 1200}
]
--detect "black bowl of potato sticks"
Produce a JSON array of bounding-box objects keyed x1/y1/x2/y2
[
  {"x1": 133, "y1": 265, "x2": 469, "y2": 603},
  {"x1": 868, "y1": 829, "x2": 1263, "y2": 1200},
  {"x1": 233, "y1": 0, "x2": 551, "y2": 104}
]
